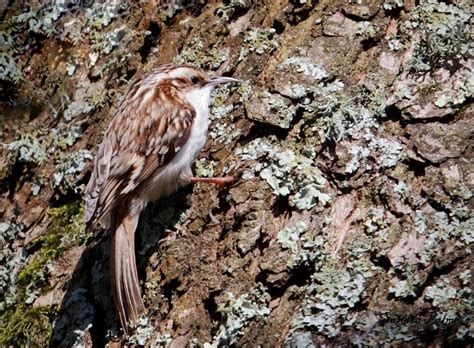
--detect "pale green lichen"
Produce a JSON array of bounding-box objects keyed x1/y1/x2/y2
[
  {"x1": 245, "y1": 90, "x2": 298, "y2": 128},
  {"x1": 208, "y1": 84, "x2": 241, "y2": 144},
  {"x1": 53, "y1": 150, "x2": 93, "y2": 194},
  {"x1": 356, "y1": 22, "x2": 380, "y2": 41},
  {"x1": 5, "y1": 118, "x2": 88, "y2": 197},
  {"x1": 424, "y1": 277, "x2": 472, "y2": 324},
  {"x1": 285, "y1": 214, "x2": 386, "y2": 341},
  {"x1": 173, "y1": 37, "x2": 229, "y2": 69},
  {"x1": 91, "y1": 25, "x2": 129, "y2": 55},
  {"x1": 383, "y1": 0, "x2": 404, "y2": 11},
  {"x1": 434, "y1": 94, "x2": 450, "y2": 108},
  {"x1": 9, "y1": 3, "x2": 62, "y2": 36},
  {"x1": 290, "y1": 84, "x2": 308, "y2": 99},
  {"x1": 393, "y1": 180, "x2": 408, "y2": 195},
  {"x1": 66, "y1": 64, "x2": 76, "y2": 76},
  {"x1": 210, "y1": 84, "x2": 234, "y2": 121},
  {"x1": 387, "y1": 211, "x2": 473, "y2": 302},
  {"x1": 50, "y1": 124, "x2": 84, "y2": 151},
  {"x1": 455, "y1": 325, "x2": 473, "y2": 341},
  {"x1": 194, "y1": 158, "x2": 217, "y2": 178},
  {"x1": 458, "y1": 270, "x2": 470, "y2": 286},
  {"x1": 277, "y1": 221, "x2": 309, "y2": 255},
  {"x1": 342, "y1": 116, "x2": 402, "y2": 174},
  {"x1": 264, "y1": 92, "x2": 297, "y2": 129},
  {"x1": 294, "y1": 182, "x2": 331, "y2": 210},
  {"x1": 388, "y1": 39, "x2": 404, "y2": 51},
  {"x1": 433, "y1": 68, "x2": 473, "y2": 108},
  {"x1": 128, "y1": 317, "x2": 154, "y2": 346},
  {"x1": 278, "y1": 57, "x2": 328, "y2": 80},
  {"x1": 85, "y1": 0, "x2": 122, "y2": 29},
  {"x1": 365, "y1": 207, "x2": 388, "y2": 234},
  {"x1": 0, "y1": 0, "x2": 99, "y2": 83},
  {"x1": 92, "y1": 51, "x2": 131, "y2": 80},
  {"x1": 0, "y1": 1, "x2": 86, "y2": 83},
  {"x1": 277, "y1": 221, "x2": 325, "y2": 268},
  {"x1": 345, "y1": 145, "x2": 370, "y2": 174},
  {"x1": 6, "y1": 135, "x2": 47, "y2": 165},
  {"x1": 300, "y1": 80, "x2": 355, "y2": 141},
  {"x1": 350, "y1": 318, "x2": 418, "y2": 345},
  {"x1": 401, "y1": 1, "x2": 471, "y2": 72},
  {"x1": 285, "y1": 331, "x2": 316, "y2": 348},
  {"x1": 63, "y1": 100, "x2": 92, "y2": 122},
  {"x1": 372, "y1": 138, "x2": 403, "y2": 168},
  {"x1": 420, "y1": 213, "x2": 473, "y2": 265},
  {"x1": 0, "y1": 222, "x2": 24, "y2": 312},
  {"x1": 216, "y1": 0, "x2": 251, "y2": 22},
  {"x1": 0, "y1": 51, "x2": 22, "y2": 83},
  {"x1": 205, "y1": 284, "x2": 271, "y2": 347},
  {"x1": 236, "y1": 139, "x2": 330, "y2": 209},
  {"x1": 31, "y1": 176, "x2": 44, "y2": 196},
  {"x1": 388, "y1": 277, "x2": 421, "y2": 298},
  {"x1": 238, "y1": 28, "x2": 279, "y2": 61},
  {"x1": 236, "y1": 81, "x2": 253, "y2": 103},
  {"x1": 290, "y1": 259, "x2": 374, "y2": 338}
]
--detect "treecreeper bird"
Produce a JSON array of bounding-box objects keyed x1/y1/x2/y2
[{"x1": 84, "y1": 64, "x2": 240, "y2": 334}]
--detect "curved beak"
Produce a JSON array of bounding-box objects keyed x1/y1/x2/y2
[{"x1": 207, "y1": 76, "x2": 241, "y2": 86}]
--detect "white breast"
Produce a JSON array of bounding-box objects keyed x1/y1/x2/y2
[
  {"x1": 179, "y1": 86, "x2": 213, "y2": 165},
  {"x1": 137, "y1": 86, "x2": 213, "y2": 207}
]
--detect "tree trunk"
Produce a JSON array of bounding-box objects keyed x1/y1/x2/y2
[{"x1": 0, "y1": 0, "x2": 472, "y2": 346}]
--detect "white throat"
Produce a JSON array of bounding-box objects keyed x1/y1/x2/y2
[{"x1": 184, "y1": 86, "x2": 213, "y2": 116}]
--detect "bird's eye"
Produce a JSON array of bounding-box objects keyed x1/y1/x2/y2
[{"x1": 191, "y1": 76, "x2": 200, "y2": 84}]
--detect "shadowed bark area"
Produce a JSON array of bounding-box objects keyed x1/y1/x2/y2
[{"x1": 0, "y1": 1, "x2": 472, "y2": 346}]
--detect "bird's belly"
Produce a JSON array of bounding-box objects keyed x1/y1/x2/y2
[{"x1": 139, "y1": 111, "x2": 209, "y2": 205}]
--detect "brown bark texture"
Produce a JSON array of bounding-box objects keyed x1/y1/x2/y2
[{"x1": 0, "y1": 0, "x2": 472, "y2": 346}]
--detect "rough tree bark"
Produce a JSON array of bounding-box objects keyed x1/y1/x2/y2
[{"x1": 0, "y1": 0, "x2": 472, "y2": 347}]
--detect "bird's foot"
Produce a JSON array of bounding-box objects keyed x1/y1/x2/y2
[{"x1": 189, "y1": 176, "x2": 236, "y2": 187}]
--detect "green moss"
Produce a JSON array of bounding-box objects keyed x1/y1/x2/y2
[
  {"x1": 17, "y1": 201, "x2": 86, "y2": 293},
  {"x1": 0, "y1": 305, "x2": 55, "y2": 347},
  {"x1": 7, "y1": 202, "x2": 86, "y2": 345}
]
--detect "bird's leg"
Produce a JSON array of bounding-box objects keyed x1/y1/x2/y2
[
  {"x1": 187, "y1": 161, "x2": 252, "y2": 187},
  {"x1": 189, "y1": 176, "x2": 235, "y2": 187}
]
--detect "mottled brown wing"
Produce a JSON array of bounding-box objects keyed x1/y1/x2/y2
[
  {"x1": 84, "y1": 136, "x2": 113, "y2": 226},
  {"x1": 85, "y1": 84, "x2": 194, "y2": 225}
]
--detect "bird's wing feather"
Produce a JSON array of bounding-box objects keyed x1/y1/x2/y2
[
  {"x1": 84, "y1": 84, "x2": 195, "y2": 225},
  {"x1": 84, "y1": 137, "x2": 113, "y2": 226}
]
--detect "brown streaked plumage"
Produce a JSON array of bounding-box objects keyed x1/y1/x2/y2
[{"x1": 84, "y1": 64, "x2": 240, "y2": 334}]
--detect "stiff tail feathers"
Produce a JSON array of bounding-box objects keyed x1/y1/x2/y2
[{"x1": 110, "y1": 213, "x2": 145, "y2": 334}]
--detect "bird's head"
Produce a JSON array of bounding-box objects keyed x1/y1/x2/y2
[{"x1": 161, "y1": 65, "x2": 240, "y2": 97}]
